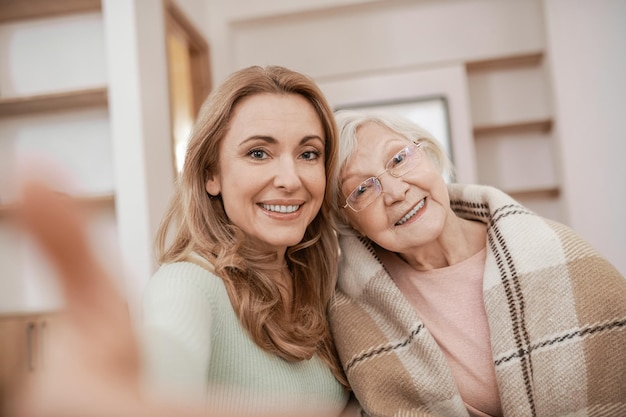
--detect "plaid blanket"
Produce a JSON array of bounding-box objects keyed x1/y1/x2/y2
[{"x1": 330, "y1": 184, "x2": 626, "y2": 417}]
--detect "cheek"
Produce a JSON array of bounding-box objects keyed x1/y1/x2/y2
[
  {"x1": 346, "y1": 211, "x2": 380, "y2": 236},
  {"x1": 218, "y1": 171, "x2": 252, "y2": 209},
  {"x1": 306, "y1": 166, "x2": 327, "y2": 199},
  {"x1": 345, "y1": 215, "x2": 362, "y2": 234},
  {"x1": 218, "y1": 189, "x2": 239, "y2": 218},
  {"x1": 426, "y1": 174, "x2": 450, "y2": 203},
  {"x1": 409, "y1": 168, "x2": 446, "y2": 194}
]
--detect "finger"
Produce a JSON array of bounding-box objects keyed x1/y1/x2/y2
[
  {"x1": 16, "y1": 180, "x2": 140, "y2": 375},
  {"x1": 17, "y1": 181, "x2": 117, "y2": 312}
]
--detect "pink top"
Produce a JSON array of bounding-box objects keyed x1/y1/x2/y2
[{"x1": 375, "y1": 247, "x2": 502, "y2": 417}]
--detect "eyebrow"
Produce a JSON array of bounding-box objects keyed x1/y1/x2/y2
[
  {"x1": 341, "y1": 140, "x2": 407, "y2": 183},
  {"x1": 384, "y1": 138, "x2": 411, "y2": 152},
  {"x1": 239, "y1": 135, "x2": 325, "y2": 146}
]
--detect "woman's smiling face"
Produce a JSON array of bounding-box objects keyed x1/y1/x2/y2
[
  {"x1": 206, "y1": 93, "x2": 326, "y2": 257},
  {"x1": 340, "y1": 122, "x2": 451, "y2": 254}
]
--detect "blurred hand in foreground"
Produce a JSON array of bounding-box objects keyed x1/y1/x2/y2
[
  {"x1": 7, "y1": 181, "x2": 147, "y2": 417},
  {"x1": 6, "y1": 181, "x2": 350, "y2": 417}
]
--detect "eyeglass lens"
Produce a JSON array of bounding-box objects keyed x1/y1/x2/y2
[{"x1": 346, "y1": 143, "x2": 420, "y2": 211}]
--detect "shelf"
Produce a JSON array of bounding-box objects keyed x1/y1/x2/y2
[
  {"x1": 0, "y1": 310, "x2": 59, "y2": 320},
  {"x1": 0, "y1": 0, "x2": 101, "y2": 23},
  {"x1": 473, "y1": 119, "x2": 552, "y2": 137},
  {"x1": 508, "y1": 187, "x2": 560, "y2": 200},
  {"x1": 0, "y1": 87, "x2": 108, "y2": 118},
  {"x1": 73, "y1": 193, "x2": 116, "y2": 207},
  {"x1": 0, "y1": 192, "x2": 115, "y2": 217},
  {"x1": 466, "y1": 51, "x2": 543, "y2": 72}
]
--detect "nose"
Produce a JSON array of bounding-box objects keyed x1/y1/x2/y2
[
  {"x1": 380, "y1": 174, "x2": 409, "y2": 206},
  {"x1": 273, "y1": 156, "x2": 302, "y2": 191}
]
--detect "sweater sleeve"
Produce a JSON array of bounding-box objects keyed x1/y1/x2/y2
[{"x1": 140, "y1": 262, "x2": 217, "y2": 403}]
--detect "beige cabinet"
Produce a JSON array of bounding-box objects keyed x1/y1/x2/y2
[{"x1": 0, "y1": 312, "x2": 57, "y2": 404}]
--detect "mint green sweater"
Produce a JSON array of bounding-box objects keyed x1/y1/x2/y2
[{"x1": 141, "y1": 261, "x2": 349, "y2": 416}]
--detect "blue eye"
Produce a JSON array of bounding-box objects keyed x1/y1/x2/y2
[
  {"x1": 390, "y1": 151, "x2": 407, "y2": 167},
  {"x1": 248, "y1": 149, "x2": 268, "y2": 159},
  {"x1": 354, "y1": 181, "x2": 373, "y2": 197},
  {"x1": 301, "y1": 150, "x2": 321, "y2": 161}
]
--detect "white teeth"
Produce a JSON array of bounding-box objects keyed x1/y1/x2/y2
[
  {"x1": 262, "y1": 204, "x2": 300, "y2": 213},
  {"x1": 396, "y1": 198, "x2": 425, "y2": 225}
]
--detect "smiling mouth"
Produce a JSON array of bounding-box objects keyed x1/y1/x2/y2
[
  {"x1": 261, "y1": 204, "x2": 301, "y2": 213},
  {"x1": 395, "y1": 198, "x2": 426, "y2": 225}
]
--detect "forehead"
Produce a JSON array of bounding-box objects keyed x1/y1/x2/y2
[
  {"x1": 353, "y1": 121, "x2": 408, "y2": 156},
  {"x1": 228, "y1": 93, "x2": 322, "y2": 134},
  {"x1": 341, "y1": 122, "x2": 409, "y2": 179}
]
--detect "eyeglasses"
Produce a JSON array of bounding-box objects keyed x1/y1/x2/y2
[{"x1": 342, "y1": 142, "x2": 423, "y2": 212}]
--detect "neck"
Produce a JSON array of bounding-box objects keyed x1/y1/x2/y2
[{"x1": 399, "y1": 216, "x2": 486, "y2": 271}]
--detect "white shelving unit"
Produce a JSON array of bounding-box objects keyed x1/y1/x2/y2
[
  {"x1": 466, "y1": 52, "x2": 564, "y2": 222},
  {"x1": 0, "y1": 0, "x2": 122, "y2": 391},
  {"x1": 0, "y1": 0, "x2": 116, "y2": 313},
  {"x1": 0, "y1": 0, "x2": 201, "y2": 320}
]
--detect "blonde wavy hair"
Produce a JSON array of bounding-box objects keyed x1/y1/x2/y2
[{"x1": 155, "y1": 66, "x2": 346, "y2": 386}]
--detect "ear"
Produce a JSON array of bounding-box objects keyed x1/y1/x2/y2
[{"x1": 205, "y1": 172, "x2": 221, "y2": 197}]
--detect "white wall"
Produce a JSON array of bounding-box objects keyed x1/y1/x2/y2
[
  {"x1": 206, "y1": 0, "x2": 381, "y2": 83},
  {"x1": 543, "y1": 0, "x2": 626, "y2": 274},
  {"x1": 230, "y1": 1, "x2": 545, "y2": 80}
]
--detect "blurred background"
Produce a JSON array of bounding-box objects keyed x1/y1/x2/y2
[{"x1": 0, "y1": 0, "x2": 624, "y2": 375}]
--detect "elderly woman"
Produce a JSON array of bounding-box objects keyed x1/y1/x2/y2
[{"x1": 328, "y1": 110, "x2": 626, "y2": 417}]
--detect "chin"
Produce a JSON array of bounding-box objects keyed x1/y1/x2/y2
[
  {"x1": 254, "y1": 224, "x2": 311, "y2": 251},
  {"x1": 264, "y1": 236, "x2": 307, "y2": 251}
]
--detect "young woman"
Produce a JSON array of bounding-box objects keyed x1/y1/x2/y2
[
  {"x1": 328, "y1": 110, "x2": 626, "y2": 417},
  {"x1": 141, "y1": 66, "x2": 349, "y2": 415}
]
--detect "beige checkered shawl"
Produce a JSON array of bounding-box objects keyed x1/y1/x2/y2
[{"x1": 330, "y1": 184, "x2": 626, "y2": 417}]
